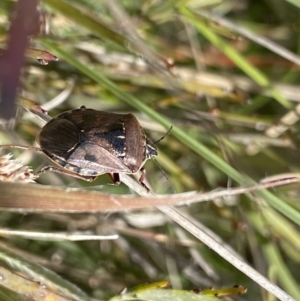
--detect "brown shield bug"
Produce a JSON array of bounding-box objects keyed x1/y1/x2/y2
[{"x1": 1, "y1": 105, "x2": 157, "y2": 189}]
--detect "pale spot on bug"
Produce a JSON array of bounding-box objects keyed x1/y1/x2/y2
[
  {"x1": 54, "y1": 158, "x2": 66, "y2": 166},
  {"x1": 127, "y1": 157, "x2": 137, "y2": 165},
  {"x1": 65, "y1": 164, "x2": 75, "y2": 171},
  {"x1": 81, "y1": 169, "x2": 93, "y2": 176}
]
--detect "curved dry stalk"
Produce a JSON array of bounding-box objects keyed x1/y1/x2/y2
[{"x1": 0, "y1": 173, "x2": 299, "y2": 212}]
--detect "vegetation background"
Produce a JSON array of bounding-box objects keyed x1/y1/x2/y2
[{"x1": 0, "y1": 0, "x2": 300, "y2": 300}]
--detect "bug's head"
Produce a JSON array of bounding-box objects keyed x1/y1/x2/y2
[
  {"x1": 145, "y1": 126, "x2": 173, "y2": 160},
  {"x1": 145, "y1": 138, "x2": 157, "y2": 159}
]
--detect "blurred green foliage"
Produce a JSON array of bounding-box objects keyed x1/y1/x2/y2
[{"x1": 0, "y1": 0, "x2": 300, "y2": 300}]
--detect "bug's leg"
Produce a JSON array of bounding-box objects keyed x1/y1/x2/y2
[
  {"x1": 35, "y1": 166, "x2": 97, "y2": 181},
  {"x1": 108, "y1": 173, "x2": 120, "y2": 185},
  {"x1": 138, "y1": 168, "x2": 150, "y2": 193}
]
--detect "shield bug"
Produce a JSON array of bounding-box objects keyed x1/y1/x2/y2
[{"x1": 1, "y1": 105, "x2": 157, "y2": 190}]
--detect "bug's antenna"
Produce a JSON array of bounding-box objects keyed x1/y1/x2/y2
[
  {"x1": 153, "y1": 158, "x2": 176, "y2": 193},
  {"x1": 154, "y1": 126, "x2": 173, "y2": 145}
]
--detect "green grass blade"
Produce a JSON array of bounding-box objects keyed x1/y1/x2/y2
[{"x1": 179, "y1": 7, "x2": 293, "y2": 110}]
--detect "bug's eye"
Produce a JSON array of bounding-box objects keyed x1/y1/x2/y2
[{"x1": 146, "y1": 140, "x2": 157, "y2": 158}]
